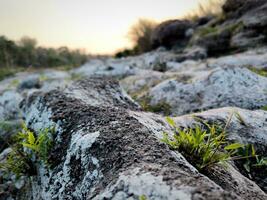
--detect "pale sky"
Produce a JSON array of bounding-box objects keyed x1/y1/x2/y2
[{"x1": 0, "y1": 0, "x2": 201, "y2": 54}]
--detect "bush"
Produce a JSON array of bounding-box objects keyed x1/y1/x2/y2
[{"x1": 128, "y1": 19, "x2": 157, "y2": 54}]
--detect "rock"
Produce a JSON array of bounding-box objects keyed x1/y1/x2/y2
[
  {"x1": 171, "y1": 106, "x2": 267, "y2": 192},
  {"x1": 0, "y1": 91, "x2": 23, "y2": 121},
  {"x1": 223, "y1": 0, "x2": 266, "y2": 18},
  {"x1": 230, "y1": 30, "x2": 266, "y2": 50},
  {"x1": 72, "y1": 50, "x2": 179, "y2": 78},
  {"x1": 242, "y1": 2, "x2": 267, "y2": 28},
  {"x1": 209, "y1": 48, "x2": 267, "y2": 69},
  {"x1": 17, "y1": 75, "x2": 41, "y2": 91},
  {"x1": 18, "y1": 78, "x2": 266, "y2": 199},
  {"x1": 120, "y1": 71, "x2": 167, "y2": 98},
  {"x1": 148, "y1": 67, "x2": 267, "y2": 116},
  {"x1": 182, "y1": 46, "x2": 207, "y2": 60},
  {"x1": 191, "y1": 24, "x2": 233, "y2": 56},
  {"x1": 0, "y1": 120, "x2": 21, "y2": 152},
  {"x1": 151, "y1": 20, "x2": 193, "y2": 49}
]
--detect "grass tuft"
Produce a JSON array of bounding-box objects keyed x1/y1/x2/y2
[{"x1": 162, "y1": 117, "x2": 248, "y2": 170}]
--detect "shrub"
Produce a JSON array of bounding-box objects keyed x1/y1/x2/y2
[{"x1": 128, "y1": 19, "x2": 157, "y2": 54}]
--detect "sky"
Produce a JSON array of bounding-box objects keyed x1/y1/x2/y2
[{"x1": 0, "y1": 0, "x2": 201, "y2": 54}]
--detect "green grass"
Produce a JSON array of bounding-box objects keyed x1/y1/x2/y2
[
  {"x1": 163, "y1": 117, "x2": 267, "y2": 173},
  {"x1": 0, "y1": 67, "x2": 18, "y2": 81},
  {"x1": 162, "y1": 117, "x2": 247, "y2": 170},
  {"x1": 198, "y1": 26, "x2": 219, "y2": 36}
]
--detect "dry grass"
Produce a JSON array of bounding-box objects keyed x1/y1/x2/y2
[
  {"x1": 183, "y1": 0, "x2": 226, "y2": 21},
  {"x1": 128, "y1": 18, "x2": 157, "y2": 53}
]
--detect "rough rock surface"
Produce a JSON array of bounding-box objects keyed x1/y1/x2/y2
[
  {"x1": 148, "y1": 67, "x2": 267, "y2": 116},
  {"x1": 151, "y1": 20, "x2": 193, "y2": 49},
  {"x1": 1, "y1": 1, "x2": 267, "y2": 198},
  {"x1": 15, "y1": 79, "x2": 266, "y2": 199}
]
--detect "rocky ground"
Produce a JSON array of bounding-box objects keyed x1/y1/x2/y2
[{"x1": 1, "y1": 0, "x2": 267, "y2": 199}]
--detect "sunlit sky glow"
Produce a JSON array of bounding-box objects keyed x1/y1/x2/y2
[{"x1": 0, "y1": 0, "x2": 202, "y2": 54}]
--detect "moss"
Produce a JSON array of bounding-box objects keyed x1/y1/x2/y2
[
  {"x1": 223, "y1": 21, "x2": 244, "y2": 34},
  {"x1": 68, "y1": 73, "x2": 84, "y2": 81},
  {"x1": 138, "y1": 96, "x2": 171, "y2": 116},
  {"x1": 248, "y1": 67, "x2": 267, "y2": 77},
  {"x1": 39, "y1": 74, "x2": 49, "y2": 82},
  {"x1": 198, "y1": 26, "x2": 219, "y2": 37},
  {"x1": 261, "y1": 105, "x2": 267, "y2": 111}
]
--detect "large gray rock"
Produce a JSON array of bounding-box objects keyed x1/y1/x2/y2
[
  {"x1": 0, "y1": 91, "x2": 23, "y2": 121},
  {"x1": 149, "y1": 67, "x2": 267, "y2": 116},
  {"x1": 223, "y1": 0, "x2": 266, "y2": 18},
  {"x1": 151, "y1": 20, "x2": 193, "y2": 49},
  {"x1": 13, "y1": 78, "x2": 266, "y2": 199}
]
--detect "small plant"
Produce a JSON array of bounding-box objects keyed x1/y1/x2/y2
[
  {"x1": 138, "y1": 96, "x2": 171, "y2": 116},
  {"x1": 236, "y1": 144, "x2": 267, "y2": 173},
  {"x1": 139, "y1": 195, "x2": 147, "y2": 200},
  {"x1": 0, "y1": 123, "x2": 54, "y2": 178},
  {"x1": 261, "y1": 105, "x2": 267, "y2": 111},
  {"x1": 162, "y1": 117, "x2": 246, "y2": 170}
]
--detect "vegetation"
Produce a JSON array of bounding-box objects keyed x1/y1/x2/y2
[
  {"x1": 138, "y1": 96, "x2": 171, "y2": 116},
  {"x1": 162, "y1": 117, "x2": 246, "y2": 169},
  {"x1": 115, "y1": 19, "x2": 157, "y2": 57},
  {"x1": 235, "y1": 144, "x2": 267, "y2": 173},
  {"x1": 0, "y1": 67, "x2": 20, "y2": 81},
  {"x1": 0, "y1": 36, "x2": 88, "y2": 70},
  {"x1": 139, "y1": 195, "x2": 148, "y2": 200},
  {"x1": 0, "y1": 123, "x2": 54, "y2": 178},
  {"x1": 183, "y1": 0, "x2": 226, "y2": 21},
  {"x1": 249, "y1": 67, "x2": 267, "y2": 77},
  {"x1": 163, "y1": 116, "x2": 267, "y2": 174},
  {"x1": 261, "y1": 105, "x2": 267, "y2": 111}
]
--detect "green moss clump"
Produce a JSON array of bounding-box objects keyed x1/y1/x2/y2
[
  {"x1": 198, "y1": 26, "x2": 219, "y2": 36},
  {"x1": 261, "y1": 105, "x2": 267, "y2": 111},
  {"x1": 138, "y1": 96, "x2": 171, "y2": 116},
  {"x1": 249, "y1": 67, "x2": 267, "y2": 77}
]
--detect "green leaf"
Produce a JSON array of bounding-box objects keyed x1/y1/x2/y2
[
  {"x1": 224, "y1": 143, "x2": 244, "y2": 150},
  {"x1": 243, "y1": 161, "x2": 251, "y2": 172},
  {"x1": 251, "y1": 145, "x2": 256, "y2": 157},
  {"x1": 166, "y1": 117, "x2": 175, "y2": 127},
  {"x1": 27, "y1": 131, "x2": 36, "y2": 145},
  {"x1": 22, "y1": 142, "x2": 38, "y2": 151}
]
